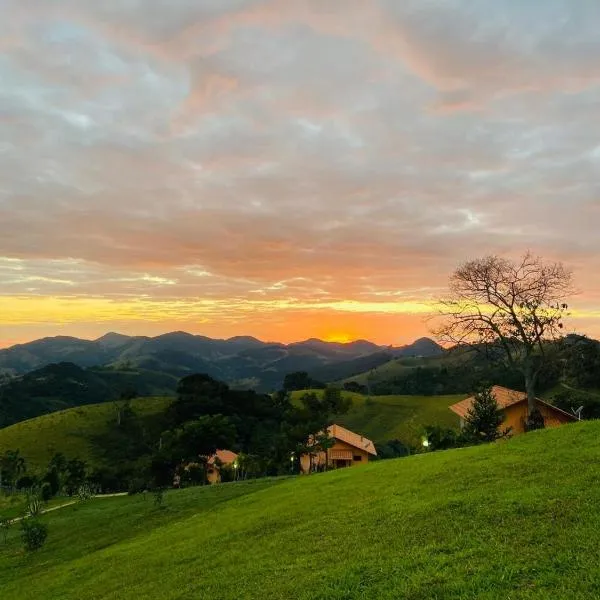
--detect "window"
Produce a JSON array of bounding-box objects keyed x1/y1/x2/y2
[{"x1": 353, "y1": 455, "x2": 362, "y2": 462}]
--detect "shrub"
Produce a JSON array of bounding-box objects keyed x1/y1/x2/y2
[
  {"x1": 128, "y1": 478, "x2": 149, "y2": 496},
  {"x1": 16, "y1": 475, "x2": 37, "y2": 491},
  {"x1": 153, "y1": 488, "x2": 165, "y2": 508},
  {"x1": 20, "y1": 519, "x2": 48, "y2": 552},
  {"x1": 0, "y1": 518, "x2": 11, "y2": 544},
  {"x1": 422, "y1": 425, "x2": 460, "y2": 451},
  {"x1": 40, "y1": 482, "x2": 53, "y2": 503},
  {"x1": 27, "y1": 494, "x2": 43, "y2": 517},
  {"x1": 77, "y1": 484, "x2": 94, "y2": 503}
]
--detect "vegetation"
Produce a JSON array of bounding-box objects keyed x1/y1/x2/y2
[
  {"x1": 435, "y1": 252, "x2": 572, "y2": 429},
  {"x1": 0, "y1": 362, "x2": 177, "y2": 427},
  {"x1": 291, "y1": 389, "x2": 465, "y2": 448},
  {"x1": 20, "y1": 518, "x2": 48, "y2": 552},
  {"x1": 0, "y1": 422, "x2": 598, "y2": 598},
  {"x1": 462, "y1": 387, "x2": 512, "y2": 443},
  {"x1": 343, "y1": 347, "x2": 562, "y2": 397},
  {"x1": 0, "y1": 397, "x2": 171, "y2": 474}
]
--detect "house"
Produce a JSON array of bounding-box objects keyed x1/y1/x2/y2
[
  {"x1": 449, "y1": 385, "x2": 577, "y2": 436},
  {"x1": 300, "y1": 424, "x2": 377, "y2": 473},
  {"x1": 206, "y1": 449, "x2": 239, "y2": 484}
]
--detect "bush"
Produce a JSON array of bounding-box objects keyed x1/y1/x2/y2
[
  {"x1": 153, "y1": 488, "x2": 165, "y2": 508},
  {"x1": 21, "y1": 519, "x2": 48, "y2": 552},
  {"x1": 27, "y1": 494, "x2": 43, "y2": 517},
  {"x1": 0, "y1": 518, "x2": 11, "y2": 544},
  {"x1": 16, "y1": 475, "x2": 37, "y2": 490},
  {"x1": 40, "y1": 482, "x2": 53, "y2": 503},
  {"x1": 77, "y1": 484, "x2": 94, "y2": 502},
  {"x1": 127, "y1": 478, "x2": 149, "y2": 495},
  {"x1": 422, "y1": 425, "x2": 460, "y2": 451}
]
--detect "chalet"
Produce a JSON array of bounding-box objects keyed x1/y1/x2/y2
[
  {"x1": 449, "y1": 385, "x2": 577, "y2": 436},
  {"x1": 206, "y1": 449, "x2": 239, "y2": 484},
  {"x1": 300, "y1": 424, "x2": 377, "y2": 473}
]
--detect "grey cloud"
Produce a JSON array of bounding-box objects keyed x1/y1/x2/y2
[{"x1": 1, "y1": 0, "x2": 600, "y2": 309}]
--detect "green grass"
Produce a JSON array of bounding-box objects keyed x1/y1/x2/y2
[
  {"x1": 0, "y1": 397, "x2": 172, "y2": 474},
  {"x1": 344, "y1": 352, "x2": 467, "y2": 385},
  {"x1": 1, "y1": 422, "x2": 600, "y2": 598},
  {"x1": 291, "y1": 390, "x2": 465, "y2": 445}
]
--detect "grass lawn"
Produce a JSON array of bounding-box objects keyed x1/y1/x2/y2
[
  {"x1": 1, "y1": 421, "x2": 600, "y2": 599},
  {"x1": 291, "y1": 389, "x2": 465, "y2": 445},
  {"x1": 0, "y1": 397, "x2": 172, "y2": 474}
]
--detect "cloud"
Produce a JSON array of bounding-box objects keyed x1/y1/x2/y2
[{"x1": 2, "y1": 0, "x2": 600, "y2": 344}]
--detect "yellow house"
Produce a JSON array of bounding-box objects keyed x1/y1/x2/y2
[
  {"x1": 300, "y1": 424, "x2": 377, "y2": 473},
  {"x1": 449, "y1": 385, "x2": 577, "y2": 435}
]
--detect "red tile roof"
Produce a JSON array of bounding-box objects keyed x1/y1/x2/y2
[
  {"x1": 328, "y1": 424, "x2": 377, "y2": 456},
  {"x1": 207, "y1": 449, "x2": 238, "y2": 466},
  {"x1": 449, "y1": 385, "x2": 577, "y2": 421}
]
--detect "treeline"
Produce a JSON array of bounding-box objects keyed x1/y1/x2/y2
[
  {"x1": 12, "y1": 374, "x2": 351, "y2": 493},
  {"x1": 0, "y1": 362, "x2": 177, "y2": 428},
  {"x1": 346, "y1": 336, "x2": 600, "y2": 398}
]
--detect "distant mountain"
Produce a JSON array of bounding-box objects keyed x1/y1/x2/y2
[
  {"x1": 392, "y1": 337, "x2": 444, "y2": 358},
  {"x1": 0, "y1": 332, "x2": 444, "y2": 398}
]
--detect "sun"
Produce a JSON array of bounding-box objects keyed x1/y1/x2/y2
[{"x1": 323, "y1": 332, "x2": 354, "y2": 344}]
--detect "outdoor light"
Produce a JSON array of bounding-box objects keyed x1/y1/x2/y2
[{"x1": 422, "y1": 439, "x2": 430, "y2": 448}]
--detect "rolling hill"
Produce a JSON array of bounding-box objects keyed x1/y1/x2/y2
[
  {"x1": 1, "y1": 421, "x2": 598, "y2": 599},
  {"x1": 291, "y1": 390, "x2": 465, "y2": 446},
  {"x1": 0, "y1": 390, "x2": 461, "y2": 473},
  {"x1": 0, "y1": 333, "x2": 444, "y2": 426},
  {"x1": 0, "y1": 362, "x2": 178, "y2": 427},
  {"x1": 0, "y1": 397, "x2": 172, "y2": 474}
]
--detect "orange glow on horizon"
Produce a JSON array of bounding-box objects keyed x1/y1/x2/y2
[{"x1": 322, "y1": 332, "x2": 355, "y2": 344}]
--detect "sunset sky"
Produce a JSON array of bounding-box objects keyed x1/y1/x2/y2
[{"x1": 2, "y1": 1, "x2": 600, "y2": 348}]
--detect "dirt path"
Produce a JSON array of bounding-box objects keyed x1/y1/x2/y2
[{"x1": 6, "y1": 492, "x2": 128, "y2": 524}]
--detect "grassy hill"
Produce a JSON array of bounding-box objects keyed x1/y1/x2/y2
[
  {"x1": 1, "y1": 421, "x2": 599, "y2": 598},
  {"x1": 1, "y1": 391, "x2": 462, "y2": 474},
  {"x1": 0, "y1": 397, "x2": 172, "y2": 473},
  {"x1": 291, "y1": 390, "x2": 465, "y2": 445}
]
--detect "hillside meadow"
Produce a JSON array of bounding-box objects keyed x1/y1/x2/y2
[
  {"x1": 0, "y1": 397, "x2": 172, "y2": 473},
  {"x1": 291, "y1": 389, "x2": 465, "y2": 445},
  {"x1": 0, "y1": 391, "x2": 463, "y2": 473},
  {"x1": 1, "y1": 421, "x2": 600, "y2": 599}
]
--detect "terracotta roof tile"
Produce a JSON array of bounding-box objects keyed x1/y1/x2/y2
[
  {"x1": 449, "y1": 385, "x2": 577, "y2": 421},
  {"x1": 328, "y1": 424, "x2": 377, "y2": 456},
  {"x1": 207, "y1": 449, "x2": 238, "y2": 466}
]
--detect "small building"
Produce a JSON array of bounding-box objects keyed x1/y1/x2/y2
[
  {"x1": 449, "y1": 385, "x2": 577, "y2": 436},
  {"x1": 206, "y1": 449, "x2": 239, "y2": 484},
  {"x1": 300, "y1": 424, "x2": 377, "y2": 473}
]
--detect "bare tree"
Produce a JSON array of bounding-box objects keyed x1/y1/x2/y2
[{"x1": 434, "y1": 252, "x2": 573, "y2": 428}]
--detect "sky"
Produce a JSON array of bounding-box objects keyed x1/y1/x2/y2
[{"x1": 2, "y1": 0, "x2": 600, "y2": 348}]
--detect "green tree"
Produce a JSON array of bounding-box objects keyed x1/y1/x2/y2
[
  {"x1": 64, "y1": 459, "x2": 87, "y2": 496},
  {"x1": 21, "y1": 519, "x2": 48, "y2": 552},
  {"x1": 283, "y1": 372, "x2": 325, "y2": 392},
  {"x1": 0, "y1": 449, "x2": 26, "y2": 489},
  {"x1": 462, "y1": 388, "x2": 512, "y2": 443},
  {"x1": 422, "y1": 425, "x2": 459, "y2": 451}
]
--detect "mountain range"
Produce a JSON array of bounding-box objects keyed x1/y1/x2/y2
[{"x1": 0, "y1": 331, "x2": 443, "y2": 391}]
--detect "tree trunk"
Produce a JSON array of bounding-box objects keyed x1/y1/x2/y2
[{"x1": 525, "y1": 366, "x2": 536, "y2": 416}]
